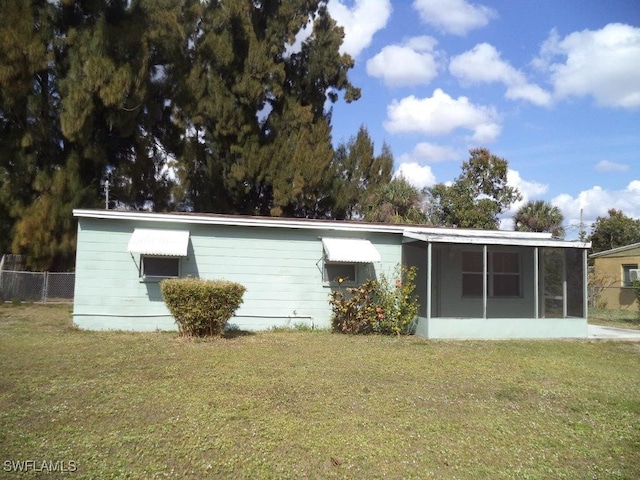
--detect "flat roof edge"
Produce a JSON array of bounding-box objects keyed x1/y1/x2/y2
[{"x1": 73, "y1": 209, "x2": 591, "y2": 248}]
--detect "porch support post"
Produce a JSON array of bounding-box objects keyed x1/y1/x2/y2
[
  {"x1": 482, "y1": 244, "x2": 488, "y2": 319},
  {"x1": 534, "y1": 247, "x2": 539, "y2": 319},
  {"x1": 426, "y1": 242, "x2": 432, "y2": 321},
  {"x1": 562, "y1": 250, "x2": 568, "y2": 318},
  {"x1": 582, "y1": 248, "x2": 588, "y2": 318}
]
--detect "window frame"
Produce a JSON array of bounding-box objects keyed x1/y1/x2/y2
[
  {"x1": 622, "y1": 264, "x2": 639, "y2": 287},
  {"x1": 139, "y1": 255, "x2": 181, "y2": 282},
  {"x1": 323, "y1": 261, "x2": 358, "y2": 286},
  {"x1": 461, "y1": 250, "x2": 522, "y2": 298}
]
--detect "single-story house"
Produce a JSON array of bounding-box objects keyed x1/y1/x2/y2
[
  {"x1": 72, "y1": 209, "x2": 590, "y2": 339},
  {"x1": 589, "y1": 242, "x2": 640, "y2": 310}
]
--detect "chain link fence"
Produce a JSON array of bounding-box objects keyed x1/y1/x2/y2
[{"x1": 0, "y1": 270, "x2": 75, "y2": 303}]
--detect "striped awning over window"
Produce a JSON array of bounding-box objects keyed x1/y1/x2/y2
[
  {"x1": 127, "y1": 229, "x2": 190, "y2": 257},
  {"x1": 321, "y1": 238, "x2": 381, "y2": 263}
]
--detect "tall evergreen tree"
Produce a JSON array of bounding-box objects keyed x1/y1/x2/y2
[
  {"x1": 0, "y1": 0, "x2": 68, "y2": 266},
  {"x1": 326, "y1": 125, "x2": 393, "y2": 219},
  {"x1": 174, "y1": 0, "x2": 359, "y2": 216},
  {"x1": 59, "y1": 0, "x2": 183, "y2": 211}
]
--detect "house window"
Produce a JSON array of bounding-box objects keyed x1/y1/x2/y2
[
  {"x1": 462, "y1": 251, "x2": 483, "y2": 296},
  {"x1": 492, "y1": 252, "x2": 520, "y2": 296},
  {"x1": 323, "y1": 262, "x2": 357, "y2": 284},
  {"x1": 462, "y1": 251, "x2": 521, "y2": 297},
  {"x1": 141, "y1": 256, "x2": 180, "y2": 279},
  {"x1": 622, "y1": 264, "x2": 639, "y2": 287}
]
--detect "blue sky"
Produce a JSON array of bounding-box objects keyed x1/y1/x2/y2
[{"x1": 323, "y1": 0, "x2": 640, "y2": 238}]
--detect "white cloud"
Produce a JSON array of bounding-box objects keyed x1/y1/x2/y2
[
  {"x1": 394, "y1": 162, "x2": 437, "y2": 190},
  {"x1": 384, "y1": 88, "x2": 502, "y2": 143},
  {"x1": 536, "y1": 23, "x2": 640, "y2": 109},
  {"x1": 450, "y1": 43, "x2": 552, "y2": 106},
  {"x1": 552, "y1": 181, "x2": 640, "y2": 237},
  {"x1": 498, "y1": 170, "x2": 549, "y2": 229},
  {"x1": 398, "y1": 142, "x2": 461, "y2": 164},
  {"x1": 367, "y1": 36, "x2": 441, "y2": 87},
  {"x1": 327, "y1": 0, "x2": 392, "y2": 57},
  {"x1": 504, "y1": 84, "x2": 552, "y2": 107},
  {"x1": 509, "y1": 170, "x2": 548, "y2": 201},
  {"x1": 594, "y1": 160, "x2": 629, "y2": 172},
  {"x1": 502, "y1": 169, "x2": 549, "y2": 219},
  {"x1": 412, "y1": 0, "x2": 497, "y2": 36}
]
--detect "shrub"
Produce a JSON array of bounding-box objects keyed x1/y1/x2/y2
[
  {"x1": 160, "y1": 278, "x2": 246, "y2": 337},
  {"x1": 329, "y1": 279, "x2": 378, "y2": 335},
  {"x1": 329, "y1": 265, "x2": 419, "y2": 335}
]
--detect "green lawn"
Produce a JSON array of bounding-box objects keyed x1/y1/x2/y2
[
  {"x1": 589, "y1": 307, "x2": 640, "y2": 330},
  {"x1": 1, "y1": 304, "x2": 639, "y2": 479}
]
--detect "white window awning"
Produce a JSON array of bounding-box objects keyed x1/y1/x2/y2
[
  {"x1": 127, "y1": 229, "x2": 190, "y2": 257},
  {"x1": 322, "y1": 238, "x2": 381, "y2": 263}
]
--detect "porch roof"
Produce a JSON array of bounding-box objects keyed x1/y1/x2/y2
[{"x1": 403, "y1": 230, "x2": 589, "y2": 248}]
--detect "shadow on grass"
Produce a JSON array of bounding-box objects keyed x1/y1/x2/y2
[{"x1": 223, "y1": 328, "x2": 256, "y2": 339}]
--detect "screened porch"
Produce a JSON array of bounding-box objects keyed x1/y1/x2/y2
[{"x1": 402, "y1": 233, "x2": 589, "y2": 339}]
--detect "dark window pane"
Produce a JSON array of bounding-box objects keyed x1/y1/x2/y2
[
  {"x1": 493, "y1": 274, "x2": 520, "y2": 296},
  {"x1": 143, "y1": 257, "x2": 180, "y2": 277},
  {"x1": 462, "y1": 251, "x2": 483, "y2": 272},
  {"x1": 493, "y1": 252, "x2": 519, "y2": 273},
  {"x1": 463, "y1": 273, "x2": 483, "y2": 296}
]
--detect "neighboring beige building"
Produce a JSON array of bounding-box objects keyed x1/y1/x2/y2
[{"x1": 590, "y1": 243, "x2": 640, "y2": 310}]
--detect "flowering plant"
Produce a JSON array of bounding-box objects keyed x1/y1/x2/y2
[{"x1": 329, "y1": 265, "x2": 419, "y2": 335}]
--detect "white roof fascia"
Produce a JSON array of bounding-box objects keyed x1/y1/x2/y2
[
  {"x1": 589, "y1": 242, "x2": 640, "y2": 258},
  {"x1": 321, "y1": 238, "x2": 381, "y2": 263},
  {"x1": 73, "y1": 209, "x2": 404, "y2": 234},
  {"x1": 127, "y1": 229, "x2": 190, "y2": 256},
  {"x1": 406, "y1": 226, "x2": 554, "y2": 241},
  {"x1": 403, "y1": 231, "x2": 590, "y2": 249}
]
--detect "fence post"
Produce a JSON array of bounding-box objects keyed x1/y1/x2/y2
[{"x1": 43, "y1": 271, "x2": 49, "y2": 304}]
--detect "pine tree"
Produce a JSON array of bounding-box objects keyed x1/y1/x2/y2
[
  {"x1": 174, "y1": 0, "x2": 360, "y2": 216},
  {"x1": 326, "y1": 126, "x2": 393, "y2": 219},
  {"x1": 0, "y1": 0, "x2": 66, "y2": 263}
]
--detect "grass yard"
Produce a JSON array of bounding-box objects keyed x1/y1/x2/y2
[
  {"x1": 1, "y1": 305, "x2": 639, "y2": 479},
  {"x1": 589, "y1": 308, "x2": 640, "y2": 330}
]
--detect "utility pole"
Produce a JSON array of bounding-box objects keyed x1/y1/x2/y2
[
  {"x1": 579, "y1": 208, "x2": 585, "y2": 241},
  {"x1": 105, "y1": 179, "x2": 109, "y2": 209}
]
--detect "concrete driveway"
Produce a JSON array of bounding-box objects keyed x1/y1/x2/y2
[{"x1": 588, "y1": 324, "x2": 640, "y2": 340}]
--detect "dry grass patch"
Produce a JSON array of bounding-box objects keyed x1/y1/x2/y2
[
  {"x1": 589, "y1": 308, "x2": 640, "y2": 330},
  {"x1": 1, "y1": 304, "x2": 639, "y2": 479}
]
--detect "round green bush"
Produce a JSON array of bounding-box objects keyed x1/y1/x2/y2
[{"x1": 160, "y1": 278, "x2": 246, "y2": 337}]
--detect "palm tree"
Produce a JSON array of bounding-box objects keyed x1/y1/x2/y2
[
  {"x1": 514, "y1": 200, "x2": 565, "y2": 237},
  {"x1": 363, "y1": 177, "x2": 428, "y2": 224}
]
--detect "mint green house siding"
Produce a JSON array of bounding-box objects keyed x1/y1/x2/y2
[
  {"x1": 73, "y1": 210, "x2": 590, "y2": 339},
  {"x1": 73, "y1": 213, "x2": 401, "y2": 332}
]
